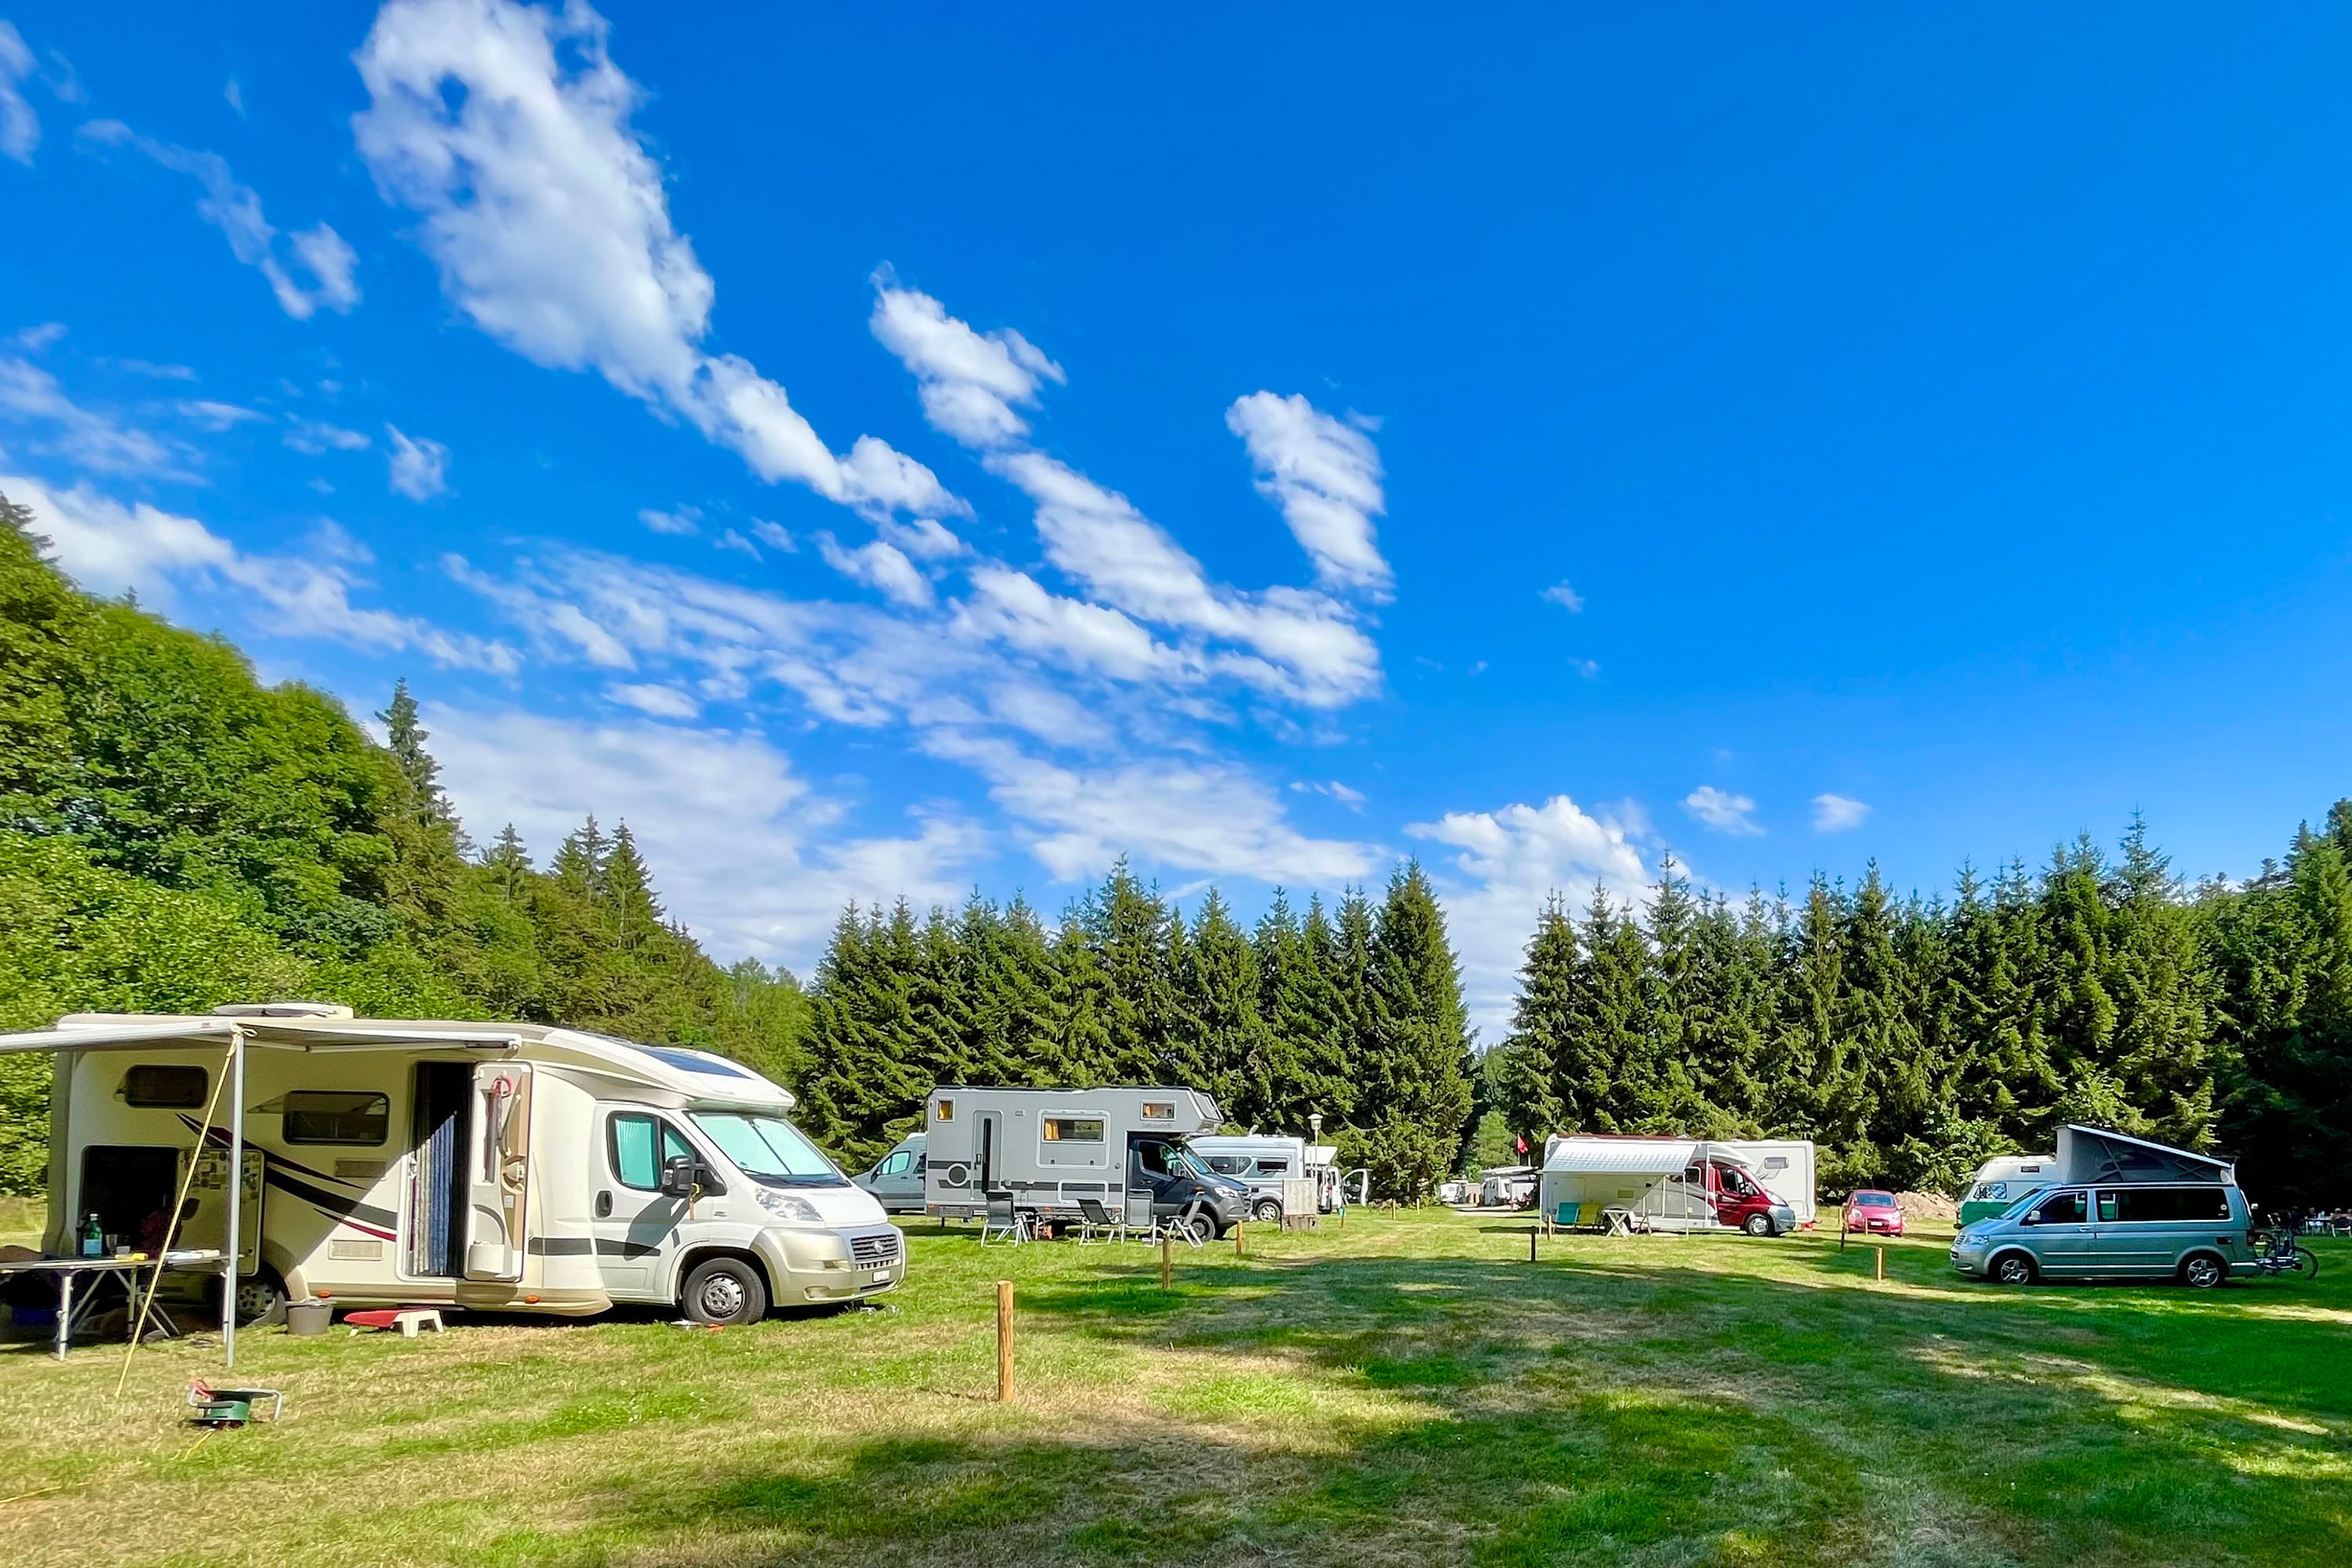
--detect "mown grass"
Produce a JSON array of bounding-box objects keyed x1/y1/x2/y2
[{"x1": 1, "y1": 1209, "x2": 2346, "y2": 1566}]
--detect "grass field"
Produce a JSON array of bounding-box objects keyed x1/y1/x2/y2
[{"x1": 2, "y1": 1207, "x2": 2346, "y2": 1566}]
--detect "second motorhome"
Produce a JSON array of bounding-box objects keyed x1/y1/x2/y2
[
  {"x1": 923, "y1": 1085, "x2": 1250, "y2": 1239},
  {"x1": 1, "y1": 1004, "x2": 902, "y2": 1328}
]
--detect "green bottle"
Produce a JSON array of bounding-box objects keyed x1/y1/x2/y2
[{"x1": 82, "y1": 1212, "x2": 103, "y2": 1258}]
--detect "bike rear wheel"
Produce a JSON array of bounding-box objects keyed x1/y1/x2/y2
[{"x1": 2288, "y1": 1245, "x2": 2320, "y2": 1280}]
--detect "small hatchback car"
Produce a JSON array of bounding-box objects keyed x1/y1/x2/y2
[{"x1": 1845, "y1": 1189, "x2": 1905, "y2": 1235}]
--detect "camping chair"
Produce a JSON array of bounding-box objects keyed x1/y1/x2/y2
[
  {"x1": 1123, "y1": 1194, "x2": 1167, "y2": 1243},
  {"x1": 1553, "y1": 1201, "x2": 1582, "y2": 1231},
  {"x1": 1075, "y1": 1197, "x2": 1127, "y2": 1244},
  {"x1": 978, "y1": 1194, "x2": 1030, "y2": 1246},
  {"x1": 1167, "y1": 1201, "x2": 1209, "y2": 1248}
]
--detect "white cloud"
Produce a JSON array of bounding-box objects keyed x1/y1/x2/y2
[
  {"x1": 1568, "y1": 658, "x2": 1600, "y2": 680},
  {"x1": 354, "y1": 0, "x2": 953, "y2": 521},
  {"x1": 283, "y1": 418, "x2": 370, "y2": 455},
  {"x1": 605, "y1": 682, "x2": 699, "y2": 720},
  {"x1": 1226, "y1": 390, "x2": 1390, "y2": 596},
  {"x1": 1541, "y1": 579, "x2": 1584, "y2": 612},
  {"x1": 0, "y1": 22, "x2": 37, "y2": 165},
  {"x1": 1683, "y1": 785, "x2": 1762, "y2": 837},
  {"x1": 816, "y1": 532, "x2": 931, "y2": 608},
  {"x1": 426, "y1": 706, "x2": 984, "y2": 968},
  {"x1": 925, "y1": 729, "x2": 1373, "y2": 885},
  {"x1": 386, "y1": 426, "x2": 451, "y2": 499},
  {"x1": 3, "y1": 471, "x2": 514, "y2": 671},
  {"x1": 712, "y1": 528, "x2": 760, "y2": 559},
  {"x1": 1409, "y1": 794, "x2": 1654, "y2": 1041},
  {"x1": 175, "y1": 400, "x2": 267, "y2": 431},
  {"x1": 75, "y1": 121, "x2": 358, "y2": 319},
  {"x1": 0, "y1": 355, "x2": 188, "y2": 477},
  {"x1": 953, "y1": 566, "x2": 1179, "y2": 684},
  {"x1": 1812, "y1": 793, "x2": 1870, "y2": 833},
  {"x1": 750, "y1": 519, "x2": 795, "y2": 553},
  {"x1": 879, "y1": 514, "x2": 964, "y2": 561},
  {"x1": 112, "y1": 358, "x2": 198, "y2": 381},
  {"x1": 1291, "y1": 779, "x2": 1367, "y2": 810},
  {"x1": 224, "y1": 77, "x2": 245, "y2": 118},
  {"x1": 869, "y1": 281, "x2": 1063, "y2": 448},
  {"x1": 637, "y1": 505, "x2": 701, "y2": 536},
  {"x1": 9, "y1": 322, "x2": 64, "y2": 353}
]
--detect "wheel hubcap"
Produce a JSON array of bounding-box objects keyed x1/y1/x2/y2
[{"x1": 701, "y1": 1275, "x2": 746, "y2": 1317}]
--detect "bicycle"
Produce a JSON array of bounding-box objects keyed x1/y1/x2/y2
[{"x1": 2247, "y1": 1224, "x2": 2319, "y2": 1281}]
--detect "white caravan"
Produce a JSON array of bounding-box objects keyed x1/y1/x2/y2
[
  {"x1": 922, "y1": 1085, "x2": 1250, "y2": 1236},
  {"x1": 852, "y1": 1131, "x2": 927, "y2": 1214},
  {"x1": 1958, "y1": 1152, "x2": 2058, "y2": 1225},
  {"x1": 2, "y1": 1004, "x2": 902, "y2": 1330},
  {"x1": 1188, "y1": 1134, "x2": 1338, "y2": 1221}
]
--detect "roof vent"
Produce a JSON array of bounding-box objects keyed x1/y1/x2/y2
[{"x1": 212, "y1": 1002, "x2": 356, "y2": 1019}]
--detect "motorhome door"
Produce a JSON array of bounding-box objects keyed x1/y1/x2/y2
[
  {"x1": 464, "y1": 1063, "x2": 532, "y2": 1281},
  {"x1": 977, "y1": 1112, "x2": 1002, "y2": 1193}
]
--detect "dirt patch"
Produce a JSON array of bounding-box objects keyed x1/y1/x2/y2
[{"x1": 1896, "y1": 1191, "x2": 1958, "y2": 1221}]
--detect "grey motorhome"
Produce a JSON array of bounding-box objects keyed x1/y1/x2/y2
[
  {"x1": 1188, "y1": 1133, "x2": 1338, "y2": 1221},
  {"x1": 923, "y1": 1086, "x2": 1248, "y2": 1239},
  {"x1": 1, "y1": 1005, "x2": 903, "y2": 1330}
]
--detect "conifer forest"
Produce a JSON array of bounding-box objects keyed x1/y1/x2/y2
[{"x1": 4, "y1": 493, "x2": 2347, "y2": 1203}]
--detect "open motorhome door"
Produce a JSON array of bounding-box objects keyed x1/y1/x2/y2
[{"x1": 466, "y1": 1062, "x2": 532, "y2": 1280}]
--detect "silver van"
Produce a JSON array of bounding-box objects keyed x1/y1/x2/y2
[
  {"x1": 852, "y1": 1132, "x2": 927, "y2": 1214},
  {"x1": 1949, "y1": 1182, "x2": 2250, "y2": 1288}
]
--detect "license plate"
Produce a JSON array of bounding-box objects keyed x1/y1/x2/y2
[{"x1": 868, "y1": 1268, "x2": 892, "y2": 1283}]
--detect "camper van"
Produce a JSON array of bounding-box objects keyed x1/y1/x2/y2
[
  {"x1": 1188, "y1": 1134, "x2": 1336, "y2": 1221},
  {"x1": 853, "y1": 1131, "x2": 927, "y2": 1214},
  {"x1": 1958, "y1": 1153, "x2": 2058, "y2": 1226},
  {"x1": 922, "y1": 1086, "x2": 1250, "y2": 1239},
  {"x1": 1950, "y1": 1127, "x2": 2247, "y2": 1287},
  {"x1": 1, "y1": 1005, "x2": 902, "y2": 1328}
]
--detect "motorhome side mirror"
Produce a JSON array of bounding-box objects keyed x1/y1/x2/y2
[{"x1": 659, "y1": 1155, "x2": 699, "y2": 1198}]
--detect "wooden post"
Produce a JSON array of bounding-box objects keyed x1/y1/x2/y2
[
  {"x1": 1235, "y1": 1219, "x2": 1246, "y2": 1258},
  {"x1": 1875, "y1": 1247, "x2": 1885, "y2": 1282},
  {"x1": 1160, "y1": 1232, "x2": 1173, "y2": 1290},
  {"x1": 1530, "y1": 1225, "x2": 1539, "y2": 1262},
  {"x1": 996, "y1": 1280, "x2": 1014, "y2": 1403}
]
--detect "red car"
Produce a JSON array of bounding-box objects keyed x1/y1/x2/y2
[{"x1": 1845, "y1": 1189, "x2": 1905, "y2": 1235}]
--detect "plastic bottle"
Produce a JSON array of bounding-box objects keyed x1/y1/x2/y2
[{"x1": 82, "y1": 1212, "x2": 103, "y2": 1258}]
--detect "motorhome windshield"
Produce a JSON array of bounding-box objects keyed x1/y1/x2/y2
[{"x1": 689, "y1": 1111, "x2": 848, "y2": 1187}]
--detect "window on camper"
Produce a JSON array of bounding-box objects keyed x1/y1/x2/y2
[
  {"x1": 1141, "y1": 1102, "x2": 1175, "y2": 1122},
  {"x1": 691, "y1": 1111, "x2": 844, "y2": 1185},
  {"x1": 2026, "y1": 1191, "x2": 2087, "y2": 1225},
  {"x1": 122, "y1": 1065, "x2": 207, "y2": 1108},
  {"x1": 2109, "y1": 1187, "x2": 2230, "y2": 1223},
  {"x1": 283, "y1": 1091, "x2": 389, "y2": 1145},
  {"x1": 935, "y1": 1100, "x2": 953, "y2": 1122},
  {"x1": 1203, "y1": 1155, "x2": 1249, "y2": 1175},
  {"x1": 609, "y1": 1113, "x2": 695, "y2": 1190},
  {"x1": 1042, "y1": 1117, "x2": 1105, "y2": 1144},
  {"x1": 1255, "y1": 1158, "x2": 1290, "y2": 1176}
]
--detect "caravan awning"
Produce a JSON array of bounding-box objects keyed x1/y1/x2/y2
[{"x1": 0, "y1": 1021, "x2": 522, "y2": 1054}]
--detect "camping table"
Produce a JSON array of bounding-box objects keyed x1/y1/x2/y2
[
  {"x1": 0, "y1": 1254, "x2": 223, "y2": 1362},
  {"x1": 1600, "y1": 1207, "x2": 1635, "y2": 1236}
]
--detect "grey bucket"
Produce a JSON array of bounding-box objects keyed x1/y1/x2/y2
[{"x1": 285, "y1": 1301, "x2": 333, "y2": 1336}]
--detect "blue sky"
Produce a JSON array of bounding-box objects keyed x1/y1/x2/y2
[{"x1": 5, "y1": 3, "x2": 2351, "y2": 1034}]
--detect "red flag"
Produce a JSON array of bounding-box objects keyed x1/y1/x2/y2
[{"x1": 1515, "y1": 1135, "x2": 1527, "y2": 1155}]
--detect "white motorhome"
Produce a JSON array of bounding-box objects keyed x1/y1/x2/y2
[
  {"x1": 1, "y1": 1004, "x2": 902, "y2": 1330},
  {"x1": 852, "y1": 1131, "x2": 927, "y2": 1214},
  {"x1": 1542, "y1": 1133, "x2": 1818, "y2": 1226},
  {"x1": 1188, "y1": 1134, "x2": 1337, "y2": 1221},
  {"x1": 922, "y1": 1085, "x2": 1250, "y2": 1238}
]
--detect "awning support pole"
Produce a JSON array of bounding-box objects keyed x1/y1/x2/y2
[{"x1": 223, "y1": 1025, "x2": 246, "y2": 1372}]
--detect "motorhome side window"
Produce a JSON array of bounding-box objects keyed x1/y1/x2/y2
[
  {"x1": 1256, "y1": 1158, "x2": 1290, "y2": 1175},
  {"x1": 1042, "y1": 1117, "x2": 1105, "y2": 1143},
  {"x1": 2110, "y1": 1187, "x2": 2230, "y2": 1223},
  {"x1": 122, "y1": 1064, "x2": 206, "y2": 1108},
  {"x1": 282, "y1": 1091, "x2": 389, "y2": 1145},
  {"x1": 935, "y1": 1099, "x2": 953, "y2": 1121},
  {"x1": 609, "y1": 1113, "x2": 694, "y2": 1190}
]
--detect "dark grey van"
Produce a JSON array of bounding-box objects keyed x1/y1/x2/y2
[{"x1": 1949, "y1": 1182, "x2": 2250, "y2": 1287}]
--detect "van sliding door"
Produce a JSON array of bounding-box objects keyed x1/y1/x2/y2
[{"x1": 465, "y1": 1063, "x2": 532, "y2": 1281}]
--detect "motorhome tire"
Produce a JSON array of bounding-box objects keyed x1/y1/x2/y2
[
  {"x1": 1251, "y1": 1199, "x2": 1282, "y2": 1224},
  {"x1": 1990, "y1": 1251, "x2": 2036, "y2": 1286},
  {"x1": 681, "y1": 1257, "x2": 768, "y2": 1325},
  {"x1": 221, "y1": 1269, "x2": 287, "y2": 1328},
  {"x1": 1743, "y1": 1213, "x2": 1774, "y2": 1236},
  {"x1": 2180, "y1": 1252, "x2": 2228, "y2": 1289}
]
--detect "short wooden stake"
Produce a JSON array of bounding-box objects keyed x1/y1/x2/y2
[
  {"x1": 1235, "y1": 1219, "x2": 1246, "y2": 1258},
  {"x1": 996, "y1": 1280, "x2": 1014, "y2": 1403},
  {"x1": 1530, "y1": 1225, "x2": 1539, "y2": 1262},
  {"x1": 1160, "y1": 1233, "x2": 1173, "y2": 1290},
  {"x1": 1875, "y1": 1247, "x2": 1885, "y2": 1282}
]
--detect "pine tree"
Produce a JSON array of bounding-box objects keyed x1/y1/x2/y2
[
  {"x1": 1495, "y1": 892, "x2": 1575, "y2": 1146},
  {"x1": 550, "y1": 815, "x2": 607, "y2": 902},
  {"x1": 600, "y1": 822, "x2": 663, "y2": 953},
  {"x1": 1352, "y1": 862, "x2": 1474, "y2": 1197},
  {"x1": 485, "y1": 823, "x2": 532, "y2": 903},
  {"x1": 376, "y1": 678, "x2": 469, "y2": 853},
  {"x1": 1180, "y1": 889, "x2": 1275, "y2": 1125}
]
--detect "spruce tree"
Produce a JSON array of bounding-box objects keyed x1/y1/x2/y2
[
  {"x1": 1180, "y1": 889, "x2": 1275, "y2": 1124},
  {"x1": 1353, "y1": 862, "x2": 1475, "y2": 1197},
  {"x1": 1496, "y1": 892, "x2": 1575, "y2": 1146},
  {"x1": 600, "y1": 822, "x2": 662, "y2": 953}
]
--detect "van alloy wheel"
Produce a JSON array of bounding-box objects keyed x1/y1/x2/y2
[
  {"x1": 1251, "y1": 1199, "x2": 1282, "y2": 1225},
  {"x1": 2180, "y1": 1253, "x2": 2226, "y2": 1289},
  {"x1": 1743, "y1": 1213, "x2": 1773, "y2": 1236},
  {"x1": 1991, "y1": 1252, "x2": 2035, "y2": 1286}
]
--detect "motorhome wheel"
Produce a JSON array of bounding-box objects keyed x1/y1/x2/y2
[
  {"x1": 1251, "y1": 1198, "x2": 1282, "y2": 1224},
  {"x1": 1742, "y1": 1213, "x2": 1773, "y2": 1236},
  {"x1": 681, "y1": 1258, "x2": 768, "y2": 1326},
  {"x1": 222, "y1": 1269, "x2": 286, "y2": 1328}
]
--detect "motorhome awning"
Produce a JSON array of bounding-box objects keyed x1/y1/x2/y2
[
  {"x1": 1543, "y1": 1140, "x2": 1724, "y2": 1175},
  {"x1": 0, "y1": 1022, "x2": 522, "y2": 1054}
]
